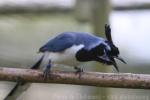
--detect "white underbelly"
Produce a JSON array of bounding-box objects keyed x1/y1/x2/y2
[{"x1": 47, "y1": 44, "x2": 84, "y2": 67}]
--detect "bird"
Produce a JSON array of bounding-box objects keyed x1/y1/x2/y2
[
  {"x1": 4, "y1": 24, "x2": 126, "y2": 100},
  {"x1": 38, "y1": 24, "x2": 126, "y2": 77}
]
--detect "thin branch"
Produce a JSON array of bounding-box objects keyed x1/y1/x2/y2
[
  {"x1": 0, "y1": 67, "x2": 150, "y2": 89},
  {"x1": 113, "y1": 4, "x2": 150, "y2": 11}
]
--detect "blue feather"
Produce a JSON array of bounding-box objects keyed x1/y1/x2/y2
[{"x1": 39, "y1": 32, "x2": 106, "y2": 52}]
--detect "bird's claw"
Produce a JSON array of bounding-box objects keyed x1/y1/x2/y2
[
  {"x1": 43, "y1": 68, "x2": 51, "y2": 80},
  {"x1": 74, "y1": 67, "x2": 83, "y2": 79},
  {"x1": 43, "y1": 61, "x2": 51, "y2": 80}
]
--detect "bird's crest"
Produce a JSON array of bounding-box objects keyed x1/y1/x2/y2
[{"x1": 105, "y1": 24, "x2": 113, "y2": 43}]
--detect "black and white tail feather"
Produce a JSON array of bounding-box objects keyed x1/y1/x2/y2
[{"x1": 4, "y1": 54, "x2": 46, "y2": 100}]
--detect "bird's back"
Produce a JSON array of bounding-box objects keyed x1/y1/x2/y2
[{"x1": 39, "y1": 32, "x2": 104, "y2": 52}]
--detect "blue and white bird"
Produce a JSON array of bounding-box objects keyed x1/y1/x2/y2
[{"x1": 32, "y1": 24, "x2": 126, "y2": 78}]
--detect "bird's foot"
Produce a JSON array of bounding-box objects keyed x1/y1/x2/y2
[
  {"x1": 74, "y1": 66, "x2": 83, "y2": 79},
  {"x1": 43, "y1": 61, "x2": 51, "y2": 80},
  {"x1": 43, "y1": 68, "x2": 51, "y2": 80}
]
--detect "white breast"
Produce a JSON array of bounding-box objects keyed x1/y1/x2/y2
[{"x1": 47, "y1": 44, "x2": 84, "y2": 67}]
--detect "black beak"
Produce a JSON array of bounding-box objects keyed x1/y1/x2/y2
[
  {"x1": 115, "y1": 56, "x2": 127, "y2": 64},
  {"x1": 110, "y1": 57, "x2": 119, "y2": 72}
]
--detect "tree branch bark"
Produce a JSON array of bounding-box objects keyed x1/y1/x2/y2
[{"x1": 0, "y1": 67, "x2": 150, "y2": 89}]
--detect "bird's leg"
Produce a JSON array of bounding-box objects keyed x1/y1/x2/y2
[
  {"x1": 43, "y1": 60, "x2": 51, "y2": 80},
  {"x1": 74, "y1": 66, "x2": 83, "y2": 73},
  {"x1": 74, "y1": 66, "x2": 83, "y2": 79}
]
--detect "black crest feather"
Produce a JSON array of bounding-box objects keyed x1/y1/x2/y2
[{"x1": 105, "y1": 24, "x2": 113, "y2": 43}]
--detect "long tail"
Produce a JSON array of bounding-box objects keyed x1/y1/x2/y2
[{"x1": 4, "y1": 55, "x2": 44, "y2": 100}]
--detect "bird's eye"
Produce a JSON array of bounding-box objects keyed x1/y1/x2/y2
[
  {"x1": 115, "y1": 47, "x2": 119, "y2": 55},
  {"x1": 109, "y1": 45, "x2": 119, "y2": 56}
]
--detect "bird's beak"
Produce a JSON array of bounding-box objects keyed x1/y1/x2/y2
[
  {"x1": 110, "y1": 57, "x2": 119, "y2": 72},
  {"x1": 115, "y1": 56, "x2": 127, "y2": 64}
]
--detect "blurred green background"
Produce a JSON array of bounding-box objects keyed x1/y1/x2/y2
[{"x1": 0, "y1": 0, "x2": 150, "y2": 100}]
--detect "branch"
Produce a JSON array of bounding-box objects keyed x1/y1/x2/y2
[{"x1": 0, "y1": 67, "x2": 150, "y2": 89}]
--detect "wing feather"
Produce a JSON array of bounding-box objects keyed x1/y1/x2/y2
[
  {"x1": 39, "y1": 32, "x2": 105, "y2": 52},
  {"x1": 39, "y1": 33, "x2": 75, "y2": 52}
]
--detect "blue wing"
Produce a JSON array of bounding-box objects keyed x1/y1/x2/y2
[
  {"x1": 75, "y1": 33, "x2": 105, "y2": 50},
  {"x1": 39, "y1": 33, "x2": 75, "y2": 52},
  {"x1": 39, "y1": 32, "x2": 105, "y2": 52}
]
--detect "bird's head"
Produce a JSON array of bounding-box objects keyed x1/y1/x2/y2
[{"x1": 104, "y1": 24, "x2": 126, "y2": 69}]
